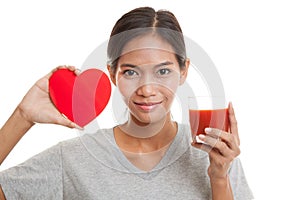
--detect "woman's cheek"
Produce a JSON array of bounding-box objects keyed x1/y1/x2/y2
[
  {"x1": 159, "y1": 76, "x2": 180, "y2": 95},
  {"x1": 117, "y1": 78, "x2": 138, "y2": 102}
]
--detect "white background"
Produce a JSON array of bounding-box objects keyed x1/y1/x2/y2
[{"x1": 1, "y1": 0, "x2": 299, "y2": 199}]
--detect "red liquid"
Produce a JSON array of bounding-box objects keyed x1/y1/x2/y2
[{"x1": 189, "y1": 109, "x2": 229, "y2": 135}]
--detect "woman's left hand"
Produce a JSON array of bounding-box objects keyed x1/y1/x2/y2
[{"x1": 192, "y1": 102, "x2": 240, "y2": 180}]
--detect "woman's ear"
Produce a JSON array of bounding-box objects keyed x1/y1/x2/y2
[
  {"x1": 179, "y1": 58, "x2": 190, "y2": 85},
  {"x1": 107, "y1": 65, "x2": 116, "y2": 86}
]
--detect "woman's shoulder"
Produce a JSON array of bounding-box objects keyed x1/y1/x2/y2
[
  {"x1": 58, "y1": 127, "x2": 115, "y2": 151},
  {"x1": 56, "y1": 127, "x2": 124, "y2": 169}
]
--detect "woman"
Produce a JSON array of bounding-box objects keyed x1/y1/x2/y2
[{"x1": 0, "y1": 7, "x2": 253, "y2": 199}]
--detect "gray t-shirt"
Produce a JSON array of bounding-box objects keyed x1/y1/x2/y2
[{"x1": 0, "y1": 124, "x2": 253, "y2": 199}]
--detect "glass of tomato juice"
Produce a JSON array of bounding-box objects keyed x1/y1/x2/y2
[{"x1": 188, "y1": 96, "x2": 229, "y2": 143}]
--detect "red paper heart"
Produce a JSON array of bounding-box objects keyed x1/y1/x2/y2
[{"x1": 49, "y1": 68, "x2": 111, "y2": 127}]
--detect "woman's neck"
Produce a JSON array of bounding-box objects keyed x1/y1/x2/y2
[{"x1": 114, "y1": 114, "x2": 178, "y2": 153}]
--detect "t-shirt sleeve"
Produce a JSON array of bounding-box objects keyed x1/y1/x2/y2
[
  {"x1": 229, "y1": 157, "x2": 254, "y2": 200},
  {"x1": 0, "y1": 144, "x2": 63, "y2": 199}
]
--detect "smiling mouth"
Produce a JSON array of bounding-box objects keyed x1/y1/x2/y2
[{"x1": 133, "y1": 101, "x2": 162, "y2": 111}]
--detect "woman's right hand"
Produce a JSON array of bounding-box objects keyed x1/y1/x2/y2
[{"x1": 17, "y1": 65, "x2": 81, "y2": 129}]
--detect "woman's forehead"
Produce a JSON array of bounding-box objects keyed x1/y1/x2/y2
[
  {"x1": 118, "y1": 48, "x2": 177, "y2": 66},
  {"x1": 120, "y1": 33, "x2": 175, "y2": 57}
]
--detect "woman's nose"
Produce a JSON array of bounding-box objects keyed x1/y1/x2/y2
[{"x1": 136, "y1": 84, "x2": 156, "y2": 97}]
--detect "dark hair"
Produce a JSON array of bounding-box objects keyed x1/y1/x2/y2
[{"x1": 107, "y1": 7, "x2": 187, "y2": 74}]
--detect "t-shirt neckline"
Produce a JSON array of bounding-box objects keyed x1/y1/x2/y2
[{"x1": 109, "y1": 123, "x2": 188, "y2": 176}]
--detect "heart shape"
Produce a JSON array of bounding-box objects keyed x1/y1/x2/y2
[{"x1": 49, "y1": 68, "x2": 111, "y2": 127}]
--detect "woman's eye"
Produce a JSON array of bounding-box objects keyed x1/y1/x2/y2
[
  {"x1": 157, "y1": 68, "x2": 171, "y2": 75},
  {"x1": 123, "y1": 70, "x2": 138, "y2": 76}
]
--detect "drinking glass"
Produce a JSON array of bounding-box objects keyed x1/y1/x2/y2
[{"x1": 188, "y1": 96, "x2": 229, "y2": 143}]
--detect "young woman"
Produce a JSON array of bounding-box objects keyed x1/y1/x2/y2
[{"x1": 0, "y1": 7, "x2": 253, "y2": 200}]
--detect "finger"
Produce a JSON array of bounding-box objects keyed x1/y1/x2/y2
[
  {"x1": 56, "y1": 65, "x2": 81, "y2": 76},
  {"x1": 46, "y1": 65, "x2": 79, "y2": 79},
  {"x1": 205, "y1": 127, "x2": 224, "y2": 139},
  {"x1": 205, "y1": 128, "x2": 232, "y2": 146},
  {"x1": 198, "y1": 134, "x2": 218, "y2": 148},
  {"x1": 74, "y1": 68, "x2": 81, "y2": 76},
  {"x1": 191, "y1": 141, "x2": 213, "y2": 153},
  {"x1": 198, "y1": 134, "x2": 232, "y2": 156},
  {"x1": 57, "y1": 114, "x2": 84, "y2": 130},
  {"x1": 191, "y1": 142, "x2": 225, "y2": 159},
  {"x1": 51, "y1": 65, "x2": 77, "y2": 74},
  {"x1": 205, "y1": 128, "x2": 239, "y2": 151},
  {"x1": 56, "y1": 65, "x2": 76, "y2": 71},
  {"x1": 228, "y1": 102, "x2": 240, "y2": 145},
  {"x1": 228, "y1": 102, "x2": 238, "y2": 134}
]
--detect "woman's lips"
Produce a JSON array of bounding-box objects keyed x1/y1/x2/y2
[{"x1": 133, "y1": 101, "x2": 162, "y2": 111}]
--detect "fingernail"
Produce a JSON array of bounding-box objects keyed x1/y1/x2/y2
[
  {"x1": 198, "y1": 134, "x2": 205, "y2": 139},
  {"x1": 74, "y1": 69, "x2": 81, "y2": 75},
  {"x1": 72, "y1": 123, "x2": 84, "y2": 130},
  {"x1": 205, "y1": 127, "x2": 212, "y2": 133}
]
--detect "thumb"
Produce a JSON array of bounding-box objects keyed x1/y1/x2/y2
[
  {"x1": 57, "y1": 114, "x2": 84, "y2": 130},
  {"x1": 228, "y1": 102, "x2": 240, "y2": 145}
]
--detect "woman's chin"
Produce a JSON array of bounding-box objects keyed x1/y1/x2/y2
[{"x1": 130, "y1": 112, "x2": 168, "y2": 126}]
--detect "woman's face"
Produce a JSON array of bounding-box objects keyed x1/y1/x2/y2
[{"x1": 110, "y1": 34, "x2": 188, "y2": 125}]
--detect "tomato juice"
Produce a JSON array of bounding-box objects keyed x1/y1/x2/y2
[{"x1": 189, "y1": 109, "x2": 229, "y2": 135}]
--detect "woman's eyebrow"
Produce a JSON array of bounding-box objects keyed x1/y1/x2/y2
[
  {"x1": 120, "y1": 63, "x2": 137, "y2": 68},
  {"x1": 120, "y1": 61, "x2": 174, "y2": 68},
  {"x1": 155, "y1": 61, "x2": 174, "y2": 68}
]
